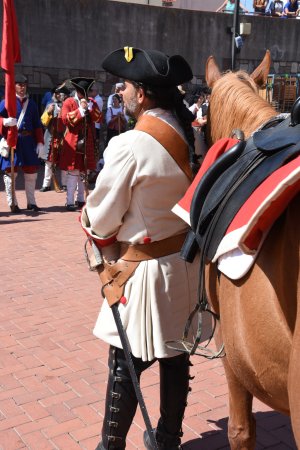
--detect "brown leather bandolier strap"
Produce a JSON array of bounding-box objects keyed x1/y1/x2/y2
[
  {"x1": 135, "y1": 115, "x2": 193, "y2": 181},
  {"x1": 98, "y1": 260, "x2": 140, "y2": 307},
  {"x1": 98, "y1": 233, "x2": 187, "y2": 306},
  {"x1": 120, "y1": 232, "x2": 187, "y2": 261}
]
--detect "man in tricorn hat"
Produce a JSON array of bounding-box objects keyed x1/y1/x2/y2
[
  {"x1": 0, "y1": 74, "x2": 46, "y2": 212},
  {"x1": 59, "y1": 77, "x2": 102, "y2": 210},
  {"x1": 81, "y1": 47, "x2": 201, "y2": 449},
  {"x1": 40, "y1": 84, "x2": 71, "y2": 192}
]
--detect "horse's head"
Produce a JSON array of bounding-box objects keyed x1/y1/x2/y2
[{"x1": 205, "y1": 50, "x2": 276, "y2": 145}]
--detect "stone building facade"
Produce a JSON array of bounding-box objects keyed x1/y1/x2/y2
[{"x1": 1, "y1": 0, "x2": 300, "y2": 111}]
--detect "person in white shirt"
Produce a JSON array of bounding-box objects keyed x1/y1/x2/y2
[
  {"x1": 107, "y1": 82, "x2": 125, "y2": 109},
  {"x1": 105, "y1": 93, "x2": 127, "y2": 145},
  {"x1": 188, "y1": 93, "x2": 204, "y2": 117},
  {"x1": 81, "y1": 46, "x2": 202, "y2": 450}
]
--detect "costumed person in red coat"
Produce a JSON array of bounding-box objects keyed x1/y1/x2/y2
[
  {"x1": 0, "y1": 74, "x2": 46, "y2": 212},
  {"x1": 59, "y1": 77, "x2": 102, "y2": 211},
  {"x1": 40, "y1": 85, "x2": 70, "y2": 192}
]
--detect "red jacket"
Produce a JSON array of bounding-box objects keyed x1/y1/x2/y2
[{"x1": 59, "y1": 97, "x2": 102, "y2": 171}]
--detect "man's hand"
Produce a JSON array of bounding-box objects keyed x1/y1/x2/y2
[
  {"x1": 80, "y1": 99, "x2": 88, "y2": 111},
  {"x1": 36, "y1": 143, "x2": 48, "y2": 160},
  {"x1": 3, "y1": 117, "x2": 17, "y2": 127},
  {"x1": 79, "y1": 99, "x2": 89, "y2": 117},
  {"x1": 47, "y1": 103, "x2": 55, "y2": 114},
  {"x1": 196, "y1": 117, "x2": 207, "y2": 127}
]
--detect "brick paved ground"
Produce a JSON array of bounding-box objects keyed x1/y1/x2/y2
[{"x1": 0, "y1": 169, "x2": 297, "y2": 450}]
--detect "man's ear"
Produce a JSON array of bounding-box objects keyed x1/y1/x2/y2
[{"x1": 137, "y1": 87, "x2": 145, "y2": 105}]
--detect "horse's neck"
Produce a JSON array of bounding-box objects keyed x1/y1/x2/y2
[
  {"x1": 209, "y1": 92, "x2": 276, "y2": 144},
  {"x1": 227, "y1": 108, "x2": 274, "y2": 142},
  {"x1": 237, "y1": 104, "x2": 276, "y2": 138}
]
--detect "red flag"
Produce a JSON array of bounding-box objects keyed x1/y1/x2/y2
[{"x1": 1, "y1": 0, "x2": 21, "y2": 148}]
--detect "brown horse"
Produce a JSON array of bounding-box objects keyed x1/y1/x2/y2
[{"x1": 204, "y1": 51, "x2": 300, "y2": 449}]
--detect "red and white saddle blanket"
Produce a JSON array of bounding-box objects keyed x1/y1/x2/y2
[{"x1": 172, "y1": 138, "x2": 300, "y2": 280}]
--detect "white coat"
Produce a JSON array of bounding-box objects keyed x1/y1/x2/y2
[{"x1": 81, "y1": 109, "x2": 208, "y2": 361}]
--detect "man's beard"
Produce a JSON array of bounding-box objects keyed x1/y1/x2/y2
[{"x1": 124, "y1": 93, "x2": 139, "y2": 118}]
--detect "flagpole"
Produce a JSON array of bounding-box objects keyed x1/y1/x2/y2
[
  {"x1": 1, "y1": 0, "x2": 21, "y2": 212},
  {"x1": 10, "y1": 146, "x2": 15, "y2": 210}
]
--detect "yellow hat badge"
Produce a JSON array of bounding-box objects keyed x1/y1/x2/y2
[{"x1": 124, "y1": 46, "x2": 134, "y2": 63}]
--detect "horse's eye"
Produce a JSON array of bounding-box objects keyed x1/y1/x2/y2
[{"x1": 237, "y1": 74, "x2": 246, "y2": 82}]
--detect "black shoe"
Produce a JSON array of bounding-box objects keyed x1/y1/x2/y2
[
  {"x1": 39, "y1": 186, "x2": 51, "y2": 192},
  {"x1": 143, "y1": 429, "x2": 181, "y2": 450},
  {"x1": 66, "y1": 204, "x2": 77, "y2": 211},
  {"x1": 10, "y1": 205, "x2": 22, "y2": 214},
  {"x1": 62, "y1": 185, "x2": 67, "y2": 191},
  {"x1": 95, "y1": 442, "x2": 105, "y2": 450},
  {"x1": 27, "y1": 204, "x2": 41, "y2": 212},
  {"x1": 75, "y1": 201, "x2": 85, "y2": 209}
]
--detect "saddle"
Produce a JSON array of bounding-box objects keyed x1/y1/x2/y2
[
  {"x1": 168, "y1": 99, "x2": 300, "y2": 357},
  {"x1": 182, "y1": 104, "x2": 300, "y2": 264}
]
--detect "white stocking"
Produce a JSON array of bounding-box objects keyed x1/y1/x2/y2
[
  {"x1": 24, "y1": 172, "x2": 37, "y2": 205},
  {"x1": 61, "y1": 169, "x2": 67, "y2": 187},
  {"x1": 3, "y1": 172, "x2": 18, "y2": 207},
  {"x1": 42, "y1": 161, "x2": 52, "y2": 188},
  {"x1": 76, "y1": 174, "x2": 85, "y2": 203},
  {"x1": 66, "y1": 170, "x2": 79, "y2": 205}
]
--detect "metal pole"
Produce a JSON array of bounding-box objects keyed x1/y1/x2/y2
[
  {"x1": 83, "y1": 111, "x2": 89, "y2": 201},
  {"x1": 10, "y1": 147, "x2": 16, "y2": 211},
  {"x1": 231, "y1": 0, "x2": 240, "y2": 70}
]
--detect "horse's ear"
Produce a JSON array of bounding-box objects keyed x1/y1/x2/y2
[
  {"x1": 250, "y1": 50, "x2": 271, "y2": 88},
  {"x1": 206, "y1": 56, "x2": 221, "y2": 88}
]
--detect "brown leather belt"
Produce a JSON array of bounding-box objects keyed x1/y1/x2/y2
[
  {"x1": 120, "y1": 233, "x2": 187, "y2": 262},
  {"x1": 18, "y1": 130, "x2": 33, "y2": 136}
]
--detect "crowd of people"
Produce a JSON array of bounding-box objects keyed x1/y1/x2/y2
[
  {"x1": 216, "y1": 0, "x2": 300, "y2": 17},
  {"x1": 0, "y1": 73, "x2": 210, "y2": 215},
  {"x1": 0, "y1": 76, "x2": 131, "y2": 213}
]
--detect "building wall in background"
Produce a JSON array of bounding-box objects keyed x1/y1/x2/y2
[
  {"x1": 109, "y1": 0, "x2": 222, "y2": 10},
  {"x1": 109, "y1": 0, "x2": 254, "y2": 12},
  {"x1": 0, "y1": 0, "x2": 298, "y2": 98}
]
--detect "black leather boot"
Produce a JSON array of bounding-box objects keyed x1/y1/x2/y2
[
  {"x1": 143, "y1": 352, "x2": 190, "y2": 450},
  {"x1": 95, "y1": 346, "x2": 153, "y2": 450}
]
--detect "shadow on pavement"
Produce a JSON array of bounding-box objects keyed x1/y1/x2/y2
[{"x1": 184, "y1": 411, "x2": 296, "y2": 450}]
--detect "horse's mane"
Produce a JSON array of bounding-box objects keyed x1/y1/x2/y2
[{"x1": 207, "y1": 70, "x2": 277, "y2": 144}]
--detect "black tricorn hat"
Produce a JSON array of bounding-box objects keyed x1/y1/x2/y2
[
  {"x1": 102, "y1": 46, "x2": 193, "y2": 87},
  {"x1": 15, "y1": 74, "x2": 28, "y2": 84},
  {"x1": 55, "y1": 84, "x2": 71, "y2": 96},
  {"x1": 69, "y1": 77, "x2": 95, "y2": 97}
]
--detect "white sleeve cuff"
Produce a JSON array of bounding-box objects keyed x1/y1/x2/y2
[{"x1": 78, "y1": 106, "x2": 86, "y2": 117}]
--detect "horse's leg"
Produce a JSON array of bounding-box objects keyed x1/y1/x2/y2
[
  {"x1": 224, "y1": 359, "x2": 256, "y2": 450},
  {"x1": 288, "y1": 307, "x2": 300, "y2": 448},
  {"x1": 287, "y1": 195, "x2": 300, "y2": 449},
  {"x1": 206, "y1": 264, "x2": 256, "y2": 449},
  {"x1": 213, "y1": 322, "x2": 256, "y2": 450}
]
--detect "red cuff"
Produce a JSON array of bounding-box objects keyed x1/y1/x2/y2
[
  {"x1": 79, "y1": 212, "x2": 117, "y2": 247},
  {"x1": 34, "y1": 128, "x2": 44, "y2": 144}
]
